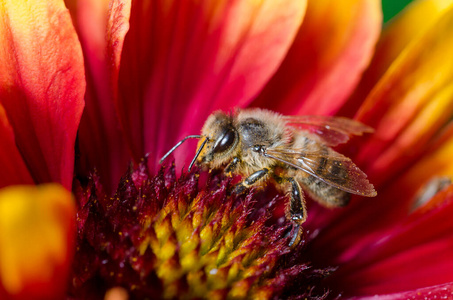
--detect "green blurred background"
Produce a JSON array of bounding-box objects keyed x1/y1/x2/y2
[{"x1": 383, "y1": 0, "x2": 414, "y2": 22}]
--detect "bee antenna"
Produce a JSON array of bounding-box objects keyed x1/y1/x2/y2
[
  {"x1": 159, "y1": 135, "x2": 202, "y2": 164},
  {"x1": 188, "y1": 137, "x2": 208, "y2": 172}
]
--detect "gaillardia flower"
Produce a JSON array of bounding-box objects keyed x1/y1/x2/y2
[{"x1": 1, "y1": 0, "x2": 453, "y2": 299}]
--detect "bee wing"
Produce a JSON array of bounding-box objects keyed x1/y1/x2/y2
[
  {"x1": 266, "y1": 148, "x2": 377, "y2": 197},
  {"x1": 283, "y1": 115, "x2": 373, "y2": 146}
]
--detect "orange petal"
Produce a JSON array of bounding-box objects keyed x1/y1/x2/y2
[
  {"x1": 0, "y1": 184, "x2": 75, "y2": 299},
  {"x1": 116, "y1": 0, "x2": 307, "y2": 167},
  {"x1": 343, "y1": 0, "x2": 453, "y2": 114},
  {"x1": 398, "y1": 125, "x2": 453, "y2": 203},
  {"x1": 354, "y1": 4, "x2": 453, "y2": 186},
  {"x1": 0, "y1": 0, "x2": 85, "y2": 189},
  {"x1": 252, "y1": 0, "x2": 382, "y2": 115},
  {"x1": 0, "y1": 105, "x2": 34, "y2": 188},
  {"x1": 71, "y1": 0, "x2": 132, "y2": 192}
]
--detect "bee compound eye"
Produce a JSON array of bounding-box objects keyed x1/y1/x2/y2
[{"x1": 212, "y1": 128, "x2": 236, "y2": 154}]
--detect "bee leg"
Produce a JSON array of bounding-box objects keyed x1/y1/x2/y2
[
  {"x1": 233, "y1": 168, "x2": 270, "y2": 194},
  {"x1": 289, "y1": 224, "x2": 302, "y2": 247},
  {"x1": 224, "y1": 157, "x2": 240, "y2": 176},
  {"x1": 286, "y1": 177, "x2": 307, "y2": 247}
]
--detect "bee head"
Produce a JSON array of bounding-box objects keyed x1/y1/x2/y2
[{"x1": 196, "y1": 111, "x2": 239, "y2": 168}]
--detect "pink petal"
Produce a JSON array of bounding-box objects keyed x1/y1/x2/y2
[
  {"x1": 251, "y1": 0, "x2": 382, "y2": 116},
  {"x1": 311, "y1": 184, "x2": 453, "y2": 296},
  {"x1": 354, "y1": 282, "x2": 453, "y2": 300},
  {"x1": 71, "y1": 0, "x2": 132, "y2": 192},
  {"x1": 115, "y1": 0, "x2": 306, "y2": 168},
  {"x1": 0, "y1": 0, "x2": 85, "y2": 189},
  {"x1": 338, "y1": 238, "x2": 453, "y2": 296}
]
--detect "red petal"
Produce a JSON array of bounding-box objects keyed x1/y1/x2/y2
[
  {"x1": 0, "y1": 105, "x2": 34, "y2": 188},
  {"x1": 0, "y1": 0, "x2": 85, "y2": 189},
  {"x1": 251, "y1": 0, "x2": 382, "y2": 116},
  {"x1": 116, "y1": 0, "x2": 306, "y2": 168},
  {"x1": 328, "y1": 186, "x2": 453, "y2": 296},
  {"x1": 70, "y1": 0, "x2": 132, "y2": 192}
]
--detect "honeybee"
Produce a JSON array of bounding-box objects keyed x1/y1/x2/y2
[{"x1": 160, "y1": 108, "x2": 376, "y2": 245}]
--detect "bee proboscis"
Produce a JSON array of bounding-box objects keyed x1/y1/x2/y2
[{"x1": 160, "y1": 108, "x2": 376, "y2": 245}]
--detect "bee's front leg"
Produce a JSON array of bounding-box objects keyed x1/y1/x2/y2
[
  {"x1": 224, "y1": 157, "x2": 240, "y2": 176},
  {"x1": 285, "y1": 177, "x2": 307, "y2": 247},
  {"x1": 233, "y1": 168, "x2": 270, "y2": 194}
]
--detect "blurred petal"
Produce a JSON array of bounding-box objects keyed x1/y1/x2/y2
[
  {"x1": 252, "y1": 0, "x2": 382, "y2": 115},
  {"x1": 343, "y1": 0, "x2": 453, "y2": 115},
  {"x1": 104, "y1": 287, "x2": 129, "y2": 300},
  {"x1": 0, "y1": 105, "x2": 33, "y2": 188},
  {"x1": 354, "y1": 4, "x2": 453, "y2": 186},
  {"x1": 399, "y1": 126, "x2": 453, "y2": 193},
  {"x1": 0, "y1": 0, "x2": 85, "y2": 189},
  {"x1": 0, "y1": 184, "x2": 75, "y2": 299},
  {"x1": 116, "y1": 0, "x2": 306, "y2": 167},
  {"x1": 71, "y1": 0, "x2": 132, "y2": 192}
]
